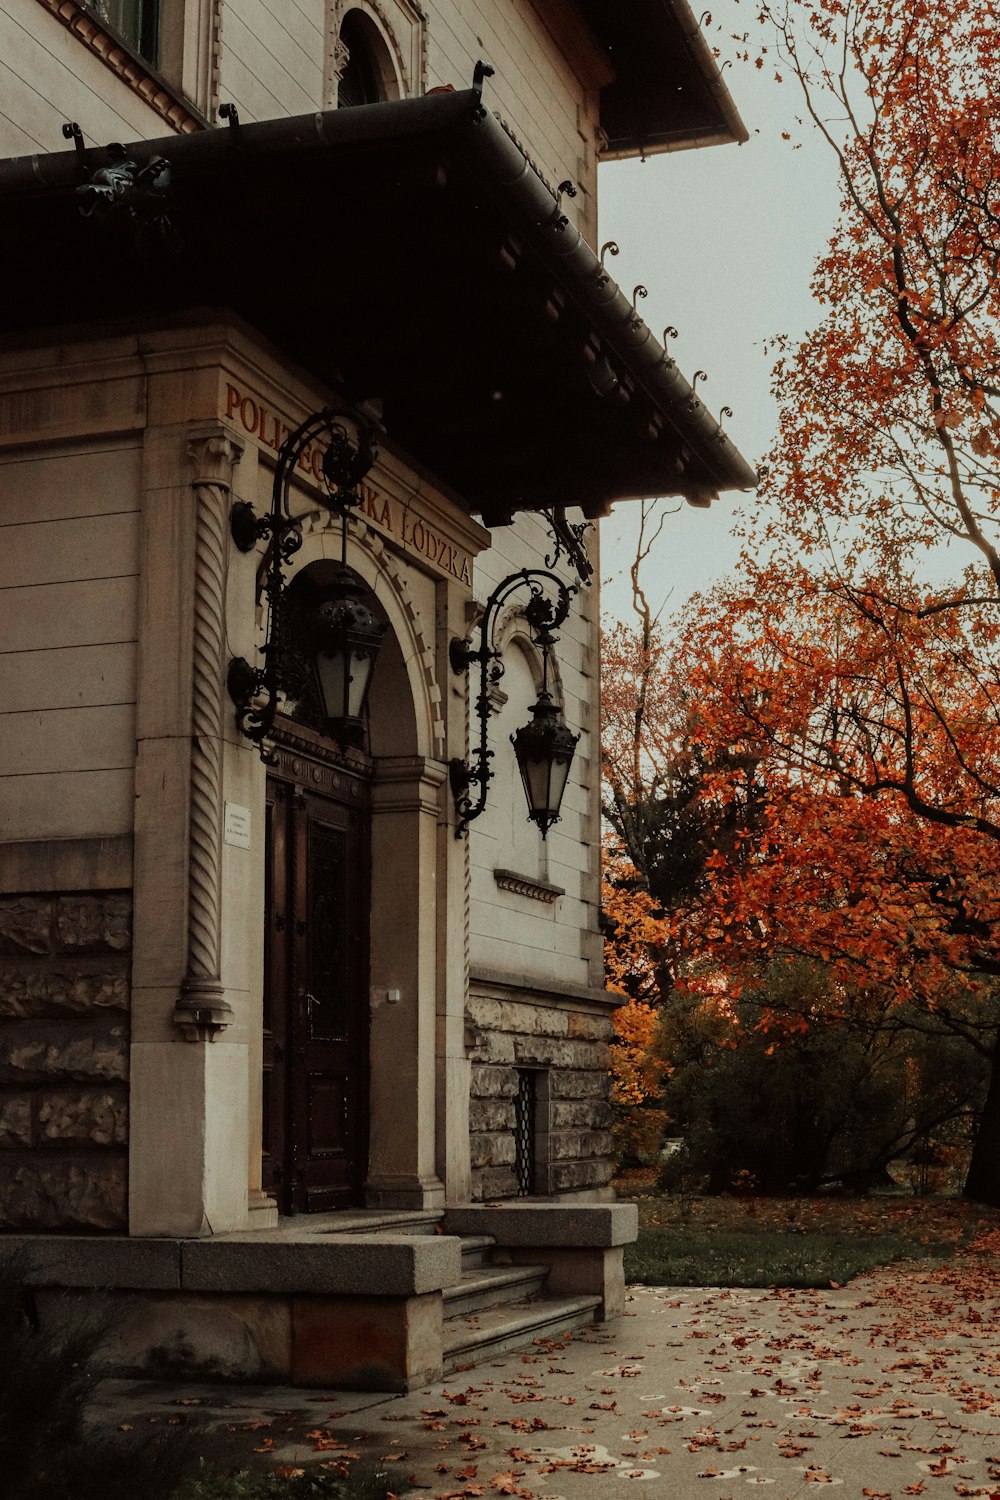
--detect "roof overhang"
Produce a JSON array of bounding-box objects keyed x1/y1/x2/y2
[
  {"x1": 0, "y1": 89, "x2": 755, "y2": 522},
  {"x1": 572, "y1": 0, "x2": 749, "y2": 159}
]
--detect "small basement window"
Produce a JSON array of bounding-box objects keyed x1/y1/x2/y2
[{"x1": 513, "y1": 1069, "x2": 537, "y2": 1196}]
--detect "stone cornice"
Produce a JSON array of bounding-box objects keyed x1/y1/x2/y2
[
  {"x1": 492, "y1": 869, "x2": 564, "y2": 904},
  {"x1": 35, "y1": 0, "x2": 207, "y2": 135},
  {"x1": 469, "y1": 964, "x2": 620, "y2": 1011}
]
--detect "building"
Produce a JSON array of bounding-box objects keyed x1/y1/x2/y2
[{"x1": 0, "y1": 0, "x2": 754, "y2": 1388}]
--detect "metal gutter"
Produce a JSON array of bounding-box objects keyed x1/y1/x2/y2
[
  {"x1": 461, "y1": 104, "x2": 756, "y2": 494},
  {"x1": 0, "y1": 88, "x2": 755, "y2": 499},
  {"x1": 666, "y1": 0, "x2": 749, "y2": 147}
]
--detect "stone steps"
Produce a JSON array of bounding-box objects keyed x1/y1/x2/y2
[
  {"x1": 324, "y1": 1210, "x2": 444, "y2": 1236},
  {"x1": 443, "y1": 1291, "x2": 603, "y2": 1372},
  {"x1": 459, "y1": 1235, "x2": 496, "y2": 1271},
  {"x1": 440, "y1": 1233, "x2": 601, "y2": 1373},
  {"x1": 443, "y1": 1261, "x2": 548, "y2": 1318}
]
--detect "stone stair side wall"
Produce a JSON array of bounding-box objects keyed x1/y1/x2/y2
[
  {"x1": 0, "y1": 891, "x2": 131, "y2": 1231},
  {"x1": 465, "y1": 987, "x2": 613, "y2": 1200}
]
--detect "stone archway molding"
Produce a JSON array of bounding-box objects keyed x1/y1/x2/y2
[{"x1": 294, "y1": 506, "x2": 446, "y2": 760}]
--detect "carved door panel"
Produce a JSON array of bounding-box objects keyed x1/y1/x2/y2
[{"x1": 263, "y1": 770, "x2": 370, "y2": 1213}]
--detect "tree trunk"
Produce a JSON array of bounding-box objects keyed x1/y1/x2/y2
[{"x1": 964, "y1": 1031, "x2": 1000, "y2": 1205}]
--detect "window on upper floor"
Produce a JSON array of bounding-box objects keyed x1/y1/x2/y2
[
  {"x1": 335, "y1": 8, "x2": 402, "y2": 107},
  {"x1": 87, "y1": 0, "x2": 160, "y2": 66},
  {"x1": 79, "y1": 0, "x2": 214, "y2": 122}
]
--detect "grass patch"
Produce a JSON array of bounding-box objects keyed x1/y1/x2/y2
[{"x1": 625, "y1": 1226, "x2": 948, "y2": 1288}]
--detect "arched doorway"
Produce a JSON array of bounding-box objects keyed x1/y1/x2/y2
[{"x1": 260, "y1": 565, "x2": 382, "y2": 1214}]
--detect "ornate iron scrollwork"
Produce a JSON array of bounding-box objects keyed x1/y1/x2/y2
[
  {"x1": 541, "y1": 505, "x2": 594, "y2": 585},
  {"x1": 449, "y1": 569, "x2": 577, "y2": 838},
  {"x1": 227, "y1": 409, "x2": 379, "y2": 761}
]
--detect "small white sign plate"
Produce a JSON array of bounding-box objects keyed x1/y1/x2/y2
[{"x1": 224, "y1": 802, "x2": 252, "y2": 849}]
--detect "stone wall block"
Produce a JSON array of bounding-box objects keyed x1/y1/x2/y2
[
  {"x1": 550, "y1": 1129, "x2": 613, "y2": 1161},
  {"x1": 0, "y1": 1095, "x2": 33, "y2": 1147},
  {"x1": 512, "y1": 1036, "x2": 608, "y2": 1070},
  {"x1": 56, "y1": 895, "x2": 132, "y2": 953},
  {"x1": 0, "y1": 1157, "x2": 127, "y2": 1230},
  {"x1": 473, "y1": 1166, "x2": 518, "y2": 1200},
  {"x1": 470, "y1": 1131, "x2": 515, "y2": 1167},
  {"x1": 470, "y1": 1066, "x2": 518, "y2": 1099},
  {"x1": 550, "y1": 1158, "x2": 612, "y2": 1193},
  {"x1": 498, "y1": 1001, "x2": 567, "y2": 1037},
  {"x1": 549, "y1": 1069, "x2": 610, "y2": 1099},
  {"x1": 0, "y1": 898, "x2": 53, "y2": 956},
  {"x1": 567, "y1": 1012, "x2": 613, "y2": 1041},
  {"x1": 551, "y1": 1099, "x2": 612, "y2": 1131},
  {"x1": 0, "y1": 966, "x2": 129, "y2": 1020},
  {"x1": 37, "y1": 1090, "x2": 128, "y2": 1146},
  {"x1": 0, "y1": 1020, "x2": 128, "y2": 1084},
  {"x1": 466, "y1": 996, "x2": 505, "y2": 1030},
  {"x1": 468, "y1": 1030, "x2": 516, "y2": 1065},
  {"x1": 469, "y1": 1098, "x2": 515, "y2": 1133}
]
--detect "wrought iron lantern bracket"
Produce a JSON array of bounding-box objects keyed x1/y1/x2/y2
[
  {"x1": 449, "y1": 568, "x2": 578, "y2": 839},
  {"x1": 227, "y1": 408, "x2": 379, "y2": 761}
]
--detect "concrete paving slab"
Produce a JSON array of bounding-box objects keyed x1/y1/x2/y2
[{"x1": 90, "y1": 1256, "x2": 1000, "y2": 1499}]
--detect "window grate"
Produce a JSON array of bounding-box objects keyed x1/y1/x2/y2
[{"x1": 513, "y1": 1069, "x2": 536, "y2": 1196}]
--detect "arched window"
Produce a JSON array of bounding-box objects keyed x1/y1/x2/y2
[{"x1": 337, "y1": 9, "x2": 401, "y2": 107}]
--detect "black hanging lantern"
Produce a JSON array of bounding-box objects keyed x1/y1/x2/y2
[
  {"x1": 511, "y1": 689, "x2": 579, "y2": 836},
  {"x1": 449, "y1": 569, "x2": 579, "y2": 839},
  {"x1": 227, "y1": 406, "x2": 383, "y2": 760},
  {"x1": 308, "y1": 568, "x2": 386, "y2": 747}
]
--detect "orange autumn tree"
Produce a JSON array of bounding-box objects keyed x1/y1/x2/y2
[{"x1": 659, "y1": 0, "x2": 1000, "y2": 1196}]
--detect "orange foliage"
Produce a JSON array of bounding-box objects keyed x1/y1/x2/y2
[
  {"x1": 601, "y1": 2, "x2": 1000, "y2": 1180},
  {"x1": 609, "y1": 997, "x2": 665, "y2": 1109}
]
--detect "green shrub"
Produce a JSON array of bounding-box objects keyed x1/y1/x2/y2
[
  {"x1": 0, "y1": 1251, "x2": 198, "y2": 1500},
  {"x1": 656, "y1": 963, "x2": 990, "y2": 1194}
]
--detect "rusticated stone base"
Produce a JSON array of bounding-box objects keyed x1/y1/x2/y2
[
  {"x1": 466, "y1": 988, "x2": 614, "y2": 1201},
  {"x1": 0, "y1": 891, "x2": 131, "y2": 1231}
]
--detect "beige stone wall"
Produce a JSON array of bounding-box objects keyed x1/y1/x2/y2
[
  {"x1": 218, "y1": 0, "x2": 324, "y2": 121},
  {"x1": 1, "y1": 1, "x2": 599, "y2": 241},
  {"x1": 0, "y1": 891, "x2": 130, "y2": 1229},
  {"x1": 467, "y1": 509, "x2": 602, "y2": 995},
  {"x1": 0, "y1": 441, "x2": 141, "y2": 843},
  {"x1": 0, "y1": 0, "x2": 191, "y2": 156},
  {"x1": 425, "y1": 0, "x2": 598, "y2": 241},
  {"x1": 466, "y1": 986, "x2": 613, "y2": 1200}
]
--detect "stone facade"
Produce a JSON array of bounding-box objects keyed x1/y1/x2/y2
[
  {"x1": 0, "y1": 892, "x2": 130, "y2": 1230},
  {"x1": 466, "y1": 987, "x2": 614, "y2": 1201},
  {"x1": 0, "y1": 0, "x2": 749, "y2": 1262}
]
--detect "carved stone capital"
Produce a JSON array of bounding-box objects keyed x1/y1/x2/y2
[
  {"x1": 187, "y1": 426, "x2": 244, "y2": 489},
  {"x1": 331, "y1": 35, "x2": 351, "y2": 80}
]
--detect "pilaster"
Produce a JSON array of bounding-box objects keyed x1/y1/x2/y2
[{"x1": 367, "y1": 755, "x2": 447, "y2": 1208}]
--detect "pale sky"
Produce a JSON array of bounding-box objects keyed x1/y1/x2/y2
[{"x1": 597, "y1": 2, "x2": 843, "y2": 625}]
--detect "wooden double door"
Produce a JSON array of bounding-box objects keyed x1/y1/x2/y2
[{"x1": 263, "y1": 756, "x2": 371, "y2": 1214}]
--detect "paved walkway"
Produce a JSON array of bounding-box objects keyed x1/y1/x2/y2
[{"x1": 93, "y1": 1255, "x2": 1000, "y2": 1499}]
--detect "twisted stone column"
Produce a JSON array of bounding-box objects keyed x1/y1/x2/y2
[{"x1": 174, "y1": 430, "x2": 243, "y2": 1041}]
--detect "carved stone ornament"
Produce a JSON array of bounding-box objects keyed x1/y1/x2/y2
[
  {"x1": 493, "y1": 869, "x2": 565, "y2": 904},
  {"x1": 174, "y1": 428, "x2": 243, "y2": 1041}
]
